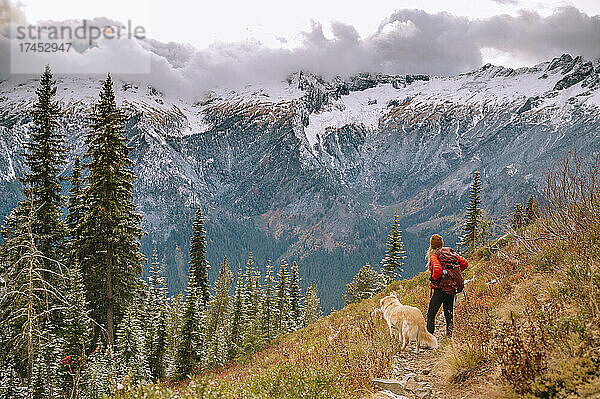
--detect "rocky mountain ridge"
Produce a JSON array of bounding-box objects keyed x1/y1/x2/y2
[{"x1": 0, "y1": 53, "x2": 599, "y2": 310}]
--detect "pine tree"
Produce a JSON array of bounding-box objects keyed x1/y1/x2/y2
[
  {"x1": 190, "y1": 206, "x2": 210, "y2": 308},
  {"x1": 59, "y1": 261, "x2": 92, "y2": 396},
  {"x1": 458, "y1": 169, "x2": 483, "y2": 256},
  {"x1": 512, "y1": 203, "x2": 525, "y2": 230},
  {"x1": 175, "y1": 257, "x2": 204, "y2": 379},
  {"x1": 241, "y1": 253, "x2": 261, "y2": 352},
  {"x1": 145, "y1": 246, "x2": 168, "y2": 380},
  {"x1": 525, "y1": 194, "x2": 540, "y2": 223},
  {"x1": 165, "y1": 292, "x2": 183, "y2": 379},
  {"x1": 260, "y1": 260, "x2": 275, "y2": 343},
  {"x1": 302, "y1": 284, "x2": 322, "y2": 327},
  {"x1": 66, "y1": 156, "x2": 84, "y2": 262},
  {"x1": 274, "y1": 260, "x2": 290, "y2": 335},
  {"x1": 0, "y1": 203, "x2": 64, "y2": 391},
  {"x1": 115, "y1": 300, "x2": 148, "y2": 383},
  {"x1": 205, "y1": 257, "x2": 232, "y2": 368},
  {"x1": 21, "y1": 65, "x2": 67, "y2": 265},
  {"x1": 380, "y1": 210, "x2": 406, "y2": 282},
  {"x1": 344, "y1": 263, "x2": 384, "y2": 305},
  {"x1": 78, "y1": 74, "x2": 144, "y2": 347},
  {"x1": 228, "y1": 265, "x2": 245, "y2": 361},
  {"x1": 288, "y1": 261, "x2": 302, "y2": 330}
]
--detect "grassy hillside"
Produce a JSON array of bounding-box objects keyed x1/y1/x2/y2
[{"x1": 116, "y1": 155, "x2": 600, "y2": 398}]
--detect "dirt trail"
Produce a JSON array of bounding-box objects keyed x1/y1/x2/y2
[{"x1": 371, "y1": 317, "x2": 485, "y2": 399}]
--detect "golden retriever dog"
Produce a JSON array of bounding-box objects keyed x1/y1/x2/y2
[{"x1": 379, "y1": 292, "x2": 438, "y2": 352}]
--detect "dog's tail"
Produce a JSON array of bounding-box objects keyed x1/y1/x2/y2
[{"x1": 419, "y1": 328, "x2": 438, "y2": 349}]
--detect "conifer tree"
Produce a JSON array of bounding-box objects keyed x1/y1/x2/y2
[
  {"x1": 115, "y1": 300, "x2": 148, "y2": 383},
  {"x1": 458, "y1": 169, "x2": 483, "y2": 256},
  {"x1": 512, "y1": 203, "x2": 525, "y2": 230},
  {"x1": 241, "y1": 253, "x2": 261, "y2": 352},
  {"x1": 525, "y1": 194, "x2": 540, "y2": 223},
  {"x1": 344, "y1": 263, "x2": 384, "y2": 305},
  {"x1": 288, "y1": 261, "x2": 302, "y2": 330},
  {"x1": 0, "y1": 204, "x2": 64, "y2": 391},
  {"x1": 66, "y1": 156, "x2": 85, "y2": 261},
  {"x1": 78, "y1": 74, "x2": 144, "y2": 347},
  {"x1": 175, "y1": 253, "x2": 205, "y2": 378},
  {"x1": 21, "y1": 65, "x2": 67, "y2": 264},
  {"x1": 274, "y1": 260, "x2": 290, "y2": 335},
  {"x1": 380, "y1": 210, "x2": 406, "y2": 282},
  {"x1": 190, "y1": 206, "x2": 210, "y2": 308},
  {"x1": 302, "y1": 284, "x2": 322, "y2": 327},
  {"x1": 145, "y1": 246, "x2": 168, "y2": 380},
  {"x1": 165, "y1": 292, "x2": 183, "y2": 378},
  {"x1": 228, "y1": 265, "x2": 245, "y2": 361},
  {"x1": 59, "y1": 261, "x2": 92, "y2": 395},
  {"x1": 205, "y1": 257, "x2": 232, "y2": 368},
  {"x1": 260, "y1": 260, "x2": 275, "y2": 342}
]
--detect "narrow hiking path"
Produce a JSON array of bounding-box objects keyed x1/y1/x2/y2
[{"x1": 370, "y1": 317, "x2": 487, "y2": 399}]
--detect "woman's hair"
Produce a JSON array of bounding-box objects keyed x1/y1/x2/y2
[{"x1": 426, "y1": 234, "x2": 444, "y2": 261}]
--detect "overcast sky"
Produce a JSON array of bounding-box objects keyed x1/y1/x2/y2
[{"x1": 1, "y1": 0, "x2": 600, "y2": 97}]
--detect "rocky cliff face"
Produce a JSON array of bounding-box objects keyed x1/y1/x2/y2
[{"x1": 1, "y1": 54, "x2": 599, "y2": 310}]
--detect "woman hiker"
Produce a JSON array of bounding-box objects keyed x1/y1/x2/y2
[{"x1": 425, "y1": 234, "x2": 468, "y2": 337}]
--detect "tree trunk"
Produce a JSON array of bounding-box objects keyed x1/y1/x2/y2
[{"x1": 106, "y1": 243, "x2": 114, "y2": 347}]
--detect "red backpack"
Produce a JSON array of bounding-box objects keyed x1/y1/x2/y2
[{"x1": 433, "y1": 247, "x2": 464, "y2": 295}]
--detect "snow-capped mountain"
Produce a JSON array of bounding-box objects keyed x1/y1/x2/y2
[{"x1": 1, "y1": 53, "x2": 599, "y2": 310}]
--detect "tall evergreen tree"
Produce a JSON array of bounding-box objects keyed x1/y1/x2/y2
[
  {"x1": 78, "y1": 74, "x2": 144, "y2": 347},
  {"x1": 380, "y1": 210, "x2": 406, "y2": 282},
  {"x1": 190, "y1": 206, "x2": 210, "y2": 308},
  {"x1": 458, "y1": 169, "x2": 483, "y2": 256},
  {"x1": 302, "y1": 284, "x2": 322, "y2": 327},
  {"x1": 205, "y1": 257, "x2": 232, "y2": 368},
  {"x1": 228, "y1": 265, "x2": 245, "y2": 361},
  {"x1": 274, "y1": 260, "x2": 290, "y2": 335},
  {"x1": 344, "y1": 263, "x2": 384, "y2": 305},
  {"x1": 145, "y1": 246, "x2": 168, "y2": 380},
  {"x1": 241, "y1": 253, "x2": 261, "y2": 352},
  {"x1": 59, "y1": 261, "x2": 92, "y2": 396},
  {"x1": 512, "y1": 203, "x2": 525, "y2": 230},
  {"x1": 66, "y1": 156, "x2": 85, "y2": 261},
  {"x1": 115, "y1": 300, "x2": 148, "y2": 383},
  {"x1": 525, "y1": 194, "x2": 540, "y2": 223},
  {"x1": 21, "y1": 64, "x2": 67, "y2": 264},
  {"x1": 288, "y1": 261, "x2": 302, "y2": 330},
  {"x1": 260, "y1": 260, "x2": 275, "y2": 343}
]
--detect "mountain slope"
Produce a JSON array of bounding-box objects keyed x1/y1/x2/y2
[{"x1": 0, "y1": 53, "x2": 599, "y2": 310}]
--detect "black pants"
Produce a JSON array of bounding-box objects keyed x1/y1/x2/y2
[{"x1": 426, "y1": 289, "x2": 455, "y2": 336}]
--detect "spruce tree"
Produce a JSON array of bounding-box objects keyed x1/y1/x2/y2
[
  {"x1": 525, "y1": 194, "x2": 540, "y2": 223},
  {"x1": 344, "y1": 263, "x2": 384, "y2": 305},
  {"x1": 380, "y1": 210, "x2": 406, "y2": 282},
  {"x1": 115, "y1": 300, "x2": 148, "y2": 382},
  {"x1": 175, "y1": 253, "x2": 204, "y2": 379},
  {"x1": 59, "y1": 261, "x2": 92, "y2": 396},
  {"x1": 21, "y1": 64, "x2": 67, "y2": 264},
  {"x1": 145, "y1": 246, "x2": 168, "y2": 380},
  {"x1": 274, "y1": 260, "x2": 290, "y2": 335},
  {"x1": 512, "y1": 203, "x2": 525, "y2": 230},
  {"x1": 458, "y1": 169, "x2": 483, "y2": 256},
  {"x1": 190, "y1": 206, "x2": 210, "y2": 308},
  {"x1": 302, "y1": 284, "x2": 322, "y2": 327},
  {"x1": 260, "y1": 260, "x2": 275, "y2": 342},
  {"x1": 288, "y1": 261, "x2": 302, "y2": 330},
  {"x1": 228, "y1": 265, "x2": 245, "y2": 361},
  {"x1": 165, "y1": 292, "x2": 183, "y2": 378},
  {"x1": 78, "y1": 74, "x2": 144, "y2": 347},
  {"x1": 241, "y1": 253, "x2": 261, "y2": 352},
  {"x1": 205, "y1": 257, "x2": 232, "y2": 368}
]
